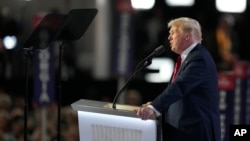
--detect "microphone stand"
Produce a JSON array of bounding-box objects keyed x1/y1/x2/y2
[
  {"x1": 112, "y1": 59, "x2": 152, "y2": 109},
  {"x1": 112, "y1": 45, "x2": 166, "y2": 109}
]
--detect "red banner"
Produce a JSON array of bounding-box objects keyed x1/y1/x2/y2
[
  {"x1": 32, "y1": 12, "x2": 47, "y2": 29},
  {"x1": 116, "y1": 0, "x2": 133, "y2": 13},
  {"x1": 218, "y1": 71, "x2": 235, "y2": 90},
  {"x1": 233, "y1": 61, "x2": 250, "y2": 78}
]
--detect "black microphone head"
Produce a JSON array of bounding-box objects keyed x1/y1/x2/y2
[{"x1": 154, "y1": 45, "x2": 166, "y2": 56}]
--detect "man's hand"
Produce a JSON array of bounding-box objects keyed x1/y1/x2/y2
[{"x1": 134, "y1": 103, "x2": 155, "y2": 120}]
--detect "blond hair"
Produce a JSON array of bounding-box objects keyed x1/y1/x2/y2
[{"x1": 168, "y1": 17, "x2": 202, "y2": 43}]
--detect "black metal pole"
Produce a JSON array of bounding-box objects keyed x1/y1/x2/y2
[
  {"x1": 57, "y1": 42, "x2": 64, "y2": 141},
  {"x1": 23, "y1": 48, "x2": 33, "y2": 141}
]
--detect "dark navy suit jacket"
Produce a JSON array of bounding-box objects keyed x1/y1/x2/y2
[{"x1": 152, "y1": 44, "x2": 221, "y2": 141}]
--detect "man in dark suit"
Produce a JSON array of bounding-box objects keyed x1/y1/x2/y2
[{"x1": 135, "y1": 17, "x2": 221, "y2": 141}]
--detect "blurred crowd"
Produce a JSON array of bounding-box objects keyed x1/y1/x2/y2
[
  {"x1": 0, "y1": 87, "x2": 79, "y2": 141},
  {"x1": 0, "y1": 81, "x2": 143, "y2": 141}
]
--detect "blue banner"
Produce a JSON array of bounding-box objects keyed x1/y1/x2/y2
[
  {"x1": 33, "y1": 46, "x2": 55, "y2": 106},
  {"x1": 218, "y1": 72, "x2": 235, "y2": 141},
  {"x1": 233, "y1": 61, "x2": 249, "y2": 124},
  {"x1": 112, "y1": 0, "x2": 135, "y2": 77}
]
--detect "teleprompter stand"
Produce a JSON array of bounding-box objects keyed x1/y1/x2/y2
[
  {"x1": 54, "y1": 8, "x2": 98, "y2": 141},
  {"x1": 22, "y1": 13, "x2": 71, "y2": 141},
  {"x1": 23, "y1": 8, "x2": 98, "y2": 141}
]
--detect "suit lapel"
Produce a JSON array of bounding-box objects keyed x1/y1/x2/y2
[{"x1": 177, "y1": 44, "x2": 201, "y2": 75}]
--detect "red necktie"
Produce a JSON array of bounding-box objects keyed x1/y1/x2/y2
[{"x1": 171, "y1": 56, "x2": 182, "y2": 83}]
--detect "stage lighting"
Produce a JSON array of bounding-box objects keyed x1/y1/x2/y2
[{"x1": 3, "y1": 35, "x2": 17, "y2": 50}]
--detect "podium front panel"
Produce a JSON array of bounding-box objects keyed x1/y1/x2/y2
[
  {"x1": 78, "y1": 111, "x2": 156, "y2": 141},
  {"x1": 72, "y1": 99, "x2": 160, "y2": 141}
]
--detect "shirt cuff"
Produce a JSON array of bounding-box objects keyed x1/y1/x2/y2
[{"x1": 147, "y1": 105, "x2": 161, "y2": 117}]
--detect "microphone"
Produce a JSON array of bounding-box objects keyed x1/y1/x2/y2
[
  {"x1": 136, "y1": 45, "x2": 166, "y2": 72},
  {"x1": 142, "y1": 45, "x2": 166, "y2": 62},
  {"x1": 112, "y1": 45, "x2": 166, "y2": 109}
]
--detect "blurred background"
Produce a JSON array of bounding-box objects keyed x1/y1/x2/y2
[{"x1": 0, "y1": 0, "x2": 250, "y2": 141}]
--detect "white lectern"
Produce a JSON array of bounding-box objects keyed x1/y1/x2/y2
[{"x1": 71, "y1": 99, "x2": 162, "y2": 141}]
